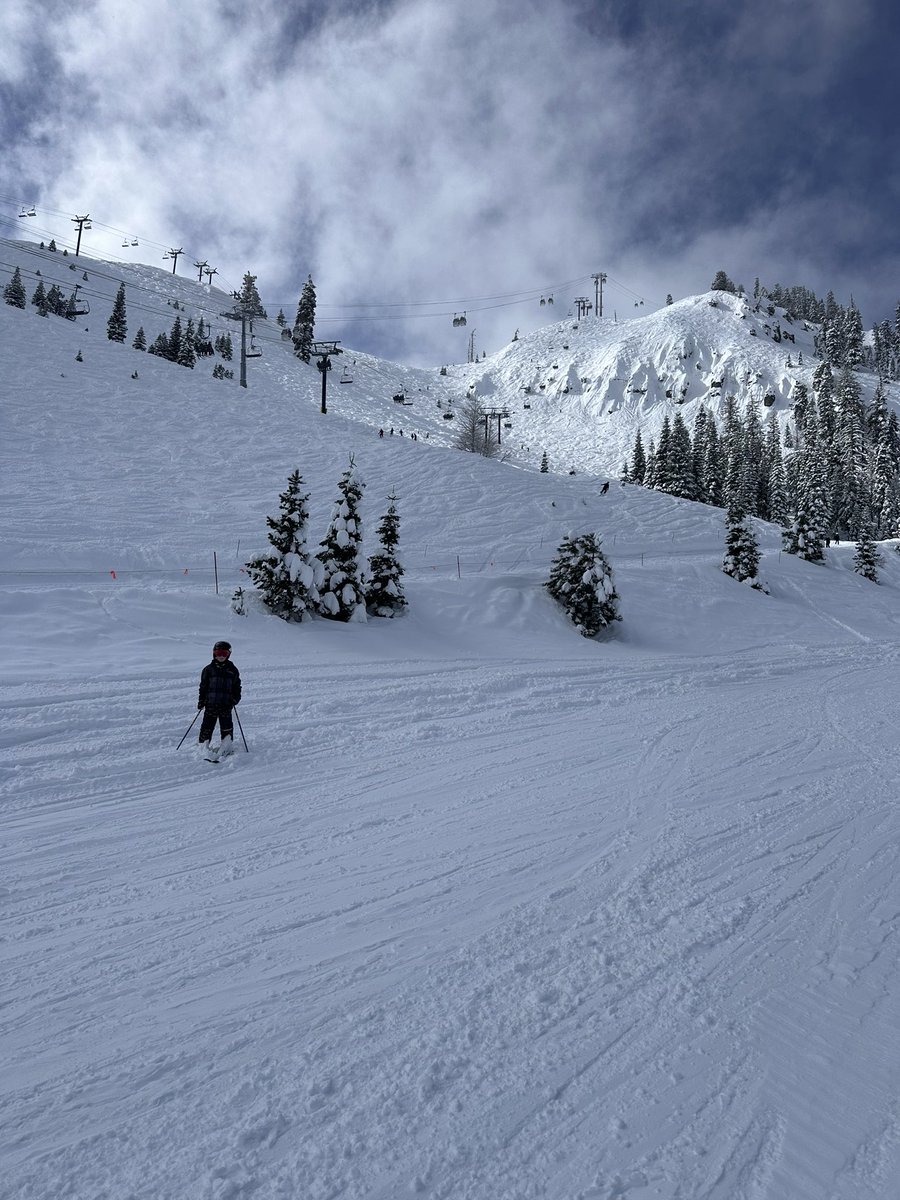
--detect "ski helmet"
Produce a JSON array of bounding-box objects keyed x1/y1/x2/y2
[{"x1": 213, "y1": 640, "x2": 231, "y2": 657}]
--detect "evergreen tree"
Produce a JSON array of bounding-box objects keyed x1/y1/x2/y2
[
  {"x1": 667, "y1": 412, "x2": 696, "y2": 499},
  {"x1": 722, "y1": 506, "x2": 764, "y2": 588},
  {"x1": 540, "y1": 450, "x2": 549, "y2": 473},
  {"x1": 782, "y1": 507, "x2": 826, "y2": 562},
  {"x1": 220, "y1": 332, "x2": 233, "y2": 361},
  {"x1": 316, "y1": 459, "x2": 367, "y2": 622},
  {"x1": 31, "y1": 279, "x2": 49, "y2": 316},
  {"x1": 791, "y1": 382, "x2": 810, "y2": 446},
  {"x1": 4, "y1": 266, "x2": 27, "y2": 308},
  {"x1": 167, "y1": 315, "x2": 183, "y2": 363},
  {"x1": 106, "y1": 283, "x2": 128, "y2": 342},
  {"x1": 832, "y1": 366, "x2": 868, "y2": 538},
  {"x1": 629, "y1": 429, "x2": 646, "y2": 484},
  {"x1": 653, "y1": 416, "x2": 674, "y2": 493},
  {"x1": 44, "y1": 283, "x2": 66, "y2": 316},
  {"x1": 177, "y1": 317, "x2": 196, "y2": 368},
  {"x1": 148, "y1": 332, "x2": 170, "y2": 358},
  {"x1": 292, "y1": 275, "x2": 317, "y2": 363},
  {"x1": 853, "y1": 525, "x2": 883, "y2": 582},
  {"x1": 545, "y1": 532, "x2": 620, "y2": 638},
  {"x1": 238, "y1": 271, "x2": 267, "y2": 320},
  {"x1": 246, "y1": 469, "x2": 319, "y2": 621},
  {"x1": 844, "y1": 297, "x2": 864, "y2": 367},
  {"x1": 132, "y1": 326, "x2": 147, "y2": 351},
  {"x1": 276, "y1": 308, "x2": 286, "y2": 327},
  {"x1": 767, "y1": 456, "x2": 790, "y2": 526},
  {"x1": 711, "y1": 270, "x2": 736, "y2": 293},
  {"x1": 367, "y1": 492, "x2": 407, "y2": 617},
  {"x1": 697, "y1": 416, "x2": 723, "y2": 507}
]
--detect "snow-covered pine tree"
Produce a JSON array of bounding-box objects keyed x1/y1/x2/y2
[
  {"x1": 316, "y1": 459, "x2": 367, "y2": 622},
  {"x1": 167, "y1": 316, "x2": 183, "y2": 363},
  {"x1": 782, "y1": 507, "x2": 825, "y2": 562},
  {"x1": 4, "y1": 267, "x2": 27, "y2": 308},
  {"x1": 132, "y1": 326, "x2": 147, "y2": 351},
  {"x1": 106, "y1": 283, "x2": 127, "y2": 342},
  {"x1": 667, "y1": 412, "x2": 696, "y2": 499},
  {"x1": 177, "y1": 318, "x2": 196, "y2": 368},
  {"x1": 540, "y1": 450, "x2": 549, "y2": 473},
  {"x1": 545, "y1": 532, "x2": 620, "y2": 638},
  {"x1": 292, "y1": 275, "x2": 317, "y2": 363},
  {"x1": 844, "y1": 297, "x2": 864, "y2": 367},
  {"x1": 239, "y1": 272, "x2": 267, "y2": 320},
  {"x1": 722, "y1": 506, "x2": 765, "y2": 589},
  {"x1": 853, "y1": 525, "x2": 883, "y2": 582},
  {"x1": 367, "y1": 492, "x2": 407, "y2": 617},
  {"x1": 711, "y1": 270, "x2": 736, "y2": 293},
  {"x1": 630, "y1": 428, "x2": 646, "y2": 484},
  {"x1": 43, "y1": 284, "x2": 65, "y2": 316},
  {"x1": 31, "y1": 279, "x2": 49, "y2": 316},
  {"x1": 246, "y1": 469, "x2": 319, "y2": 622}
]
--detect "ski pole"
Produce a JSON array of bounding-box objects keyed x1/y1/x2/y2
[
  {"x1": 176, "y1": 710, "x2": 202, "y2": 749},
  {"x1": 234, "y1": 706, "x2": 249, "y2": 752}
]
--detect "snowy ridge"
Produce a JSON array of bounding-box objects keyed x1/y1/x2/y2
[{"x1": 3, "y1": 239, "x2": 900, "y2": 1200}]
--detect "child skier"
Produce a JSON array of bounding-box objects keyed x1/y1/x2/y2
[{"x1": 197, "y1": 641, "x2": 241, "y2": 756}]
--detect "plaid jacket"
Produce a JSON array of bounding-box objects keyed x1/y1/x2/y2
[{"x1": 199, "y1": 660, "x2": 241, "y2": 710}]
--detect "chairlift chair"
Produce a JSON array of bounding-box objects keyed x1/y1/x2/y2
[
  {"x1": 122, "y1": 239, "x2": 129, "y2": 247},
  {"x1": 339, "y1": 368, "x2": 353, "y2": 384},
  {"x1": 131, "y1": 238, "x2": 139, "y2": 246},
  {"x1": 539, "y1": 296, "x2": 546, "y2": 306},
  {"x1": 246, "y1": 335, "x2": 262, "y2": 359},
  {"x1": 66, "y1": 296, "x2": 90, "y2": 319}
]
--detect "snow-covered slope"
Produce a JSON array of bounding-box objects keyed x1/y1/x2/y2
[{"x1": 3, "y1": 240, "x2": 900, "y2": 1200}]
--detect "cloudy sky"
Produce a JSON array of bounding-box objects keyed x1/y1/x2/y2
[{"x1": 1, "y1": 0, "x2": 898, "y2": 365}]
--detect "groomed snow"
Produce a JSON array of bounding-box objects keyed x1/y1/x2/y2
[{"x1": 2, "y1": 243, "x2": 900, "y2": 1199}]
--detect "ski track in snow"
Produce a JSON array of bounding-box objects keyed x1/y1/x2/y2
[
  {"x1": 3, "y1": 244, "x2": 900, "y2": 1199},
  {"x1": 3, "y1": 648, "x2": 900, "y2": 1199}
]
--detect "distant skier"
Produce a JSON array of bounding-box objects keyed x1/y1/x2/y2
[
  {"x1": 600, "y1": 481, "x2": 610, "y2": 494},
  {"x1": 197, "y1": 641, "x2": 241, "y2": 755}
]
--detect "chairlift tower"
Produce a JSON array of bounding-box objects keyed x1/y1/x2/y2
[
  {"x1": 592, "y1": 271, "x2": 606, "y2": 318},
  {"x1": 71, "y1": 214, "x2": 91, "y2": 256},
  {"x1": 310, "y1": 340, "x2": 343, "y2": 413},
  {"x1": 467, "y1": 329, "x2": 476, "y2": 364},
  {"x1": 204, "y1": 266, "x2": 218, "y2": 287},
  {"x1": 220, "y1": 292, "x2": 258, "y2": 388},
  {"x1": 166, "y1": 248, "x2": 183, "y2": 275},
  {"x1": 574, "y1": 297, "x2": 592, "y2": 319},
  {"x1": 194, "y1": 259, "x2": 208, "y2": 282},
  {"x1": 483, "y1": 408, "x2": 512, "y2": 445}
]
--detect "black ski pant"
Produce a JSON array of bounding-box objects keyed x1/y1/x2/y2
[{"x1": 199, "y1": 706, "x2": 234, "y2": 743}]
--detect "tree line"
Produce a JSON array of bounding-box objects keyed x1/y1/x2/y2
[{"x1": 623, "y1": 360, "x2": 900, "y2": 545}]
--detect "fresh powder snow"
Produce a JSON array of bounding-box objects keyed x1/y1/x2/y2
[{"x1": 2, "y1": 241, "x2": 900, "y2": 1199}]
